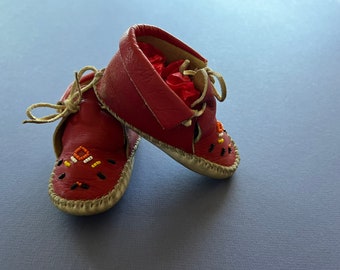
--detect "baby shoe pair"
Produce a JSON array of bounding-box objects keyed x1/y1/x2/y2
[{"x1": 24, "y1": 25, "x2": 240, "y2": 215}]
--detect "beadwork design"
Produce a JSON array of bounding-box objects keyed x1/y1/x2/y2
[
  {"x1": 70, "y1": 156, "x2": 78, "y2": 163},
  {"x1": 91, "y1": 161, "x2": 101, "y2": 168},
  {"x1": 64, "y1": 160, "x2": 71, "y2": 167},
  {"x1": 62, "y1": 146, "x2": 100, "y2": 168},
  {"x1": 73, "y1": 146, "x2": 90, "y2": 161},
  {"x1": 56, "y1": 145, "x2": 111, "y2": 190},
  {"x1": 71, "y1": 181, "x2": 89, "y2": 190},
  {"x1": 216, "y1": 121, "x2": 225, "y2": 144},
  {"x1": 83, "y1": 155, "x2": 93, "y2": 164},
  {"x1": 208, "y1": 122, "x2": 233, "y2": 156}
]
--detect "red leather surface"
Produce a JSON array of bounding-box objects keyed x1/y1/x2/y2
[
  {"x1": 98, "y1": 24, "x2": 237, "y2": 166},
  {"x1": 100, "y1": 50, "x2": 195, "y2": 153},
  {"x1": 51, "y1": 75, "x2": 138, "y2": 200}
]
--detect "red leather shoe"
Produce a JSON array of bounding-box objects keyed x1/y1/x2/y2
[
  {"x1": 24, "y1": 66, "x2": 140, "y2": 215},
  {"x1": 96, "y1": 25, "x2": 240, "y2": 179}
]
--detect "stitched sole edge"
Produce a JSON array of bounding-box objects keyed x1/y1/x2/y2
[
  {"x1": 48, "y1": 138, "x2": 140, "y2": 216},
  {"x1": 96, "y1": 94, "x2": 240, "y2": 179}
]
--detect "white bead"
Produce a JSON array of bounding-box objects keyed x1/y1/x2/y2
[
  {"x1": 70, "y1": 156, "x2": 77, "y2": 163},
  {"x1": 83, "y1": 155, "x2": 93, "y2": 163}
]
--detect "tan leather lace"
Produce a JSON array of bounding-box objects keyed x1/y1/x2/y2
[
  {"x1": 179, "y1": 60, "x2": 227, "y2": 127},
  {"x1": 23, "y1": 66, "x2": 104, "y2": 124}
]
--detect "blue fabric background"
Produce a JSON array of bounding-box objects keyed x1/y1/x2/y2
[{"x1": 1, "y1": 1, "x2": 339, "y2": 269}]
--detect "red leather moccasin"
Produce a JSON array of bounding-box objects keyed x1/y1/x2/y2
[
  {"x1": 96, "y1": 24, "x2": 240, "y2": 179},
  {"x1": 24, "y1": 66, "x2": 140, "y2": 215}
]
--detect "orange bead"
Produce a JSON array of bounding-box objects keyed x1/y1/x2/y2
[
  {"x1": 216, "y1": 121, "x2": 224, "y2": 133},
  {"x1": 73, "y1": 146, "x2": 90, "y2": 161}
]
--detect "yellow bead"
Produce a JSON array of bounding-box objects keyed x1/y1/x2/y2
[
  {"x1": 91, "y1": 161, "x2": 101, "y2": 168},
  {"x1": 64, "y1": 160, "x2": 71, "y2": 167},
  {"x1": 217, "y1": 138, "x2": 224, "y2": 144}
]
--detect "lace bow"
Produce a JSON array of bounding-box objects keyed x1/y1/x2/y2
[
  {"x1": 179, "y1": 60, "x2": 227, "y2": 127},
  {"x1": 23, "y1": 66, "x2": 104, "y2": 124}
]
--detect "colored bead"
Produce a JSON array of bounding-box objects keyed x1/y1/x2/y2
[
  {"x1": 83, "y1": 155, "x2": 93, "y2": 164},
  {"x1": 58, "y1": 173, "x2": 66, "y2": 179},
  {"x1": 73, "y1": 146, "x2": 90, "y2": 161},
  {"x1": 91, "y1": 161, "x2": 101, "y2": 168},
  {"x1": 216, "y1": 121, "x2": 225, "y2": 143},
  {"x1": 216, "y1": 121, "x2": 224, "y2": 133},
  {"x1": 57, "y1": 159, "x2": 63, "y2": 166},
  {"x1": 70, "y1": 156, "x2": 77, "y2": 163},
  {"x1": 70, "y1": 181, "x2": 89, "y2": 190},
  {"x1": 64, "y1": 160, "x2": 71, "y2": 167}
]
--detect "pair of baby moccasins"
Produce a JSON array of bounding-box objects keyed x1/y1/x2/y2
[{"x1": 24, "y1": 25, "x2": 240, "y2": 215}]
